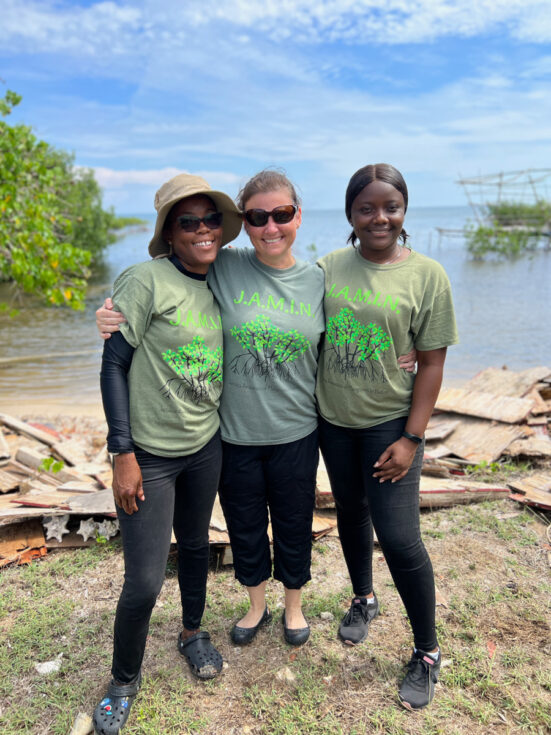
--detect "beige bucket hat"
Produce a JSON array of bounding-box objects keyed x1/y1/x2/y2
[{"x1": 148, "y1": 173, "x2": 243, "y2": 258}]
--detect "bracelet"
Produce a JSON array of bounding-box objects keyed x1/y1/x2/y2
[{"x1": 402, "y1": 430, "x2": 423, "y2": 444}]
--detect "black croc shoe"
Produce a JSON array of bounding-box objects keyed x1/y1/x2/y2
[
  {"x1": 230, "y1": 607, "x2": 272, "y2": 645},
  {"x1": 178, "y1": 631, "x2": 223, "y2": 679},
  {"x1": 93, "y1": 672, "x2": 141, "y2": 735}
]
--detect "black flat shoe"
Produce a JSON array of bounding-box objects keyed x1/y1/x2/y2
[
  {"x1": 230, "y1": 607, "x2": 272, "y2": 645},
  {"x1": 282, "y1": 611, "x2": 310, "y2": 646}
]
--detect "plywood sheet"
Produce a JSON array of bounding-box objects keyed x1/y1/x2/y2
[
  {"x1": 0, "y1": 429, "x2": 10, "y2": 461},
  {"x1": 65, "y1": 488, "x2": 117, "y2": 515},
  {"x1": 435, "y1": 388, "x2": 535, "y2": 423},
  {"x1": 508, "y1": 472, "x2": 551, "y2": 503},
  {"x1": 0, "y1": 413, "x2": 57, "y2": 446},
  {"x1": 419, "y1": 475, "x2": 509, "y2": 508},
  {"x1": 0, "y1": 469, "x2": 21, "y2": 493},
  {"x1": 464, "y1": 366, "x2": 551, "y2": 397},
  {"x1": 425, "y1": 416, "x2": 460, "y2": 441},
  {"x1": 505, "y1": 436, "x2": 551, "y2": 458},
  {"x1": 434, "y1": 413, "x2": 524, "y2": 462}
]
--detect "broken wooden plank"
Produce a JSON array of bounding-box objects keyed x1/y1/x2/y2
[
  {"x1": 51, "y1": 438, "x2": 90, "y2": 467},
  {"x1": 9, "y1": 490, "x2": 75, "y2": 509},
  {"x1": 505, "y1": 436, "x2": 551, "y2": 458},
  {"x1": 65, "y1": 488, "x2": 117, "y2": 515},
  {"x1": 0, "y1": 413, "x2": 58, "y2": 446},
  {"x1": 464, "y1": 366, "x2": 551, "y2": 397},
  {"x1": 419, "y1": 475, "x2": 510, "y2": 508},
  {"x1": 433, "y1": 414, "x2": 525, "y2": 463},
  {"x1": 15, "y1": 446, "x2": 89, "y2": 484},
  {"x1": 424, "y1": 443, "x2": 453, "y2": 460},
  {"x1": 425, "y1": 417, "x2": 460, "y2": 442},
  {"x1": 524, "y1": 388, "x2": 550, "y2": 416},
  {"x1": 508, "y1": 472, "x2": 551, "y2": 497},
  {"x1": 0, "y1": 429, "x2": 10, "y2": 461},
  {"x1": 435, "y1": 388, "x2": 535, "y2": 423},
  {"x1": 0, "y1": 518, "x2": 47, "y2": 567},
  {"x1": 46, "y1": 531, "x2": 97, "y2": 549},
  {"x1": 56, "y1": 481, "x2": 100, "y2": 494},
  {"x1": 0, "y1": 468, "x2": 21, "y2": 493}
]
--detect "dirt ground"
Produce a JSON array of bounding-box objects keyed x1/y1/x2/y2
[{"x1": 1, "y1": 489, "x2": 550, "y2": 734}]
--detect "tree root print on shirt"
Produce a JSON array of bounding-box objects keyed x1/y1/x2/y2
[
  {"x1": 229, "y1": 314, "x2": 310, "y2": 382},
  {"x1": 161, "y1": 336, "x2": 223, "y2": 403},
  {"x1": 325, "y1": 307, "x2": 392, "y2": 381}
]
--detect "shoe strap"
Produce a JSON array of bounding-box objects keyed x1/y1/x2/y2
[{"x1": 107, "y1": 674, "x2": 141, "y2": 698}]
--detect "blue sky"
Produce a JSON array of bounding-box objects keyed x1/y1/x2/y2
[{"x1": 2, "y1": 0, "x2": 551, "y2": 212}]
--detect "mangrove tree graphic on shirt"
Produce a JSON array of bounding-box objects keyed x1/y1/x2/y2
[
  {"x1": 325, "y1": 307, "x2": 392, "y2": 381},
  {"x1": 229, "y1": 314, "x2": 310, "y2": 381},
  {"x1": 160, "y1": 335, "x2": 223, "y2": 403}
]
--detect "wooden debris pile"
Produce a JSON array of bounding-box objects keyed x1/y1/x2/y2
[
  {"x1": 316, "y1": 366, "x2": 551, "y2": 511},
  {"x1": 0, "y1": 412, "x2": 336, "y2": 568}
]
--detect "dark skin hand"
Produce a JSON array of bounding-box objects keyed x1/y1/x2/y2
[
  {"x1": 112, "y1": 452, "x2": 145, "y2": 514},
  {"x1": 373, "y1": 347, "x2": 447, "y2": 484}
]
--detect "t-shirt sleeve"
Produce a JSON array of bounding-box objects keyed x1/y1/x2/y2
[
  {"x1": 112, "y1": 267, "x2": 154, "y2": 348},
  {"x1": 411, "y1": 267, "x2": 459, "y2": 351}
]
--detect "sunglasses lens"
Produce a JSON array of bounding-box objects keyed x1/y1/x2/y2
[
  {"x1": 272, "y1": 205, "x2": 296, "y2": 224},
  {"x1": 244, "y1": 205, "x2": 296, "y2": 227},
  {"x1": 177, "y1": 215, "x2": 200, "y2": 232},
  {"x1": 204, "y1": 212, "x2": 223, "y2": 229},
  {"x1": 177, "y1": 212, "x2": 223, "y2": 232},
  {"x1": 245, "y1": 209, "x2": 268, "y2": 227}
]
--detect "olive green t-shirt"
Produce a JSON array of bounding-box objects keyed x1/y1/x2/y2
[
  {"x1": 113, "y1": 258, "x2": 223, "y2": 456},
  {"x1": 316, "y1": 247, "x2": 459, "y2": 429}
]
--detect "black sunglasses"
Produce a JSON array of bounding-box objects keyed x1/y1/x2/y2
[
  {"x1": 176, "y1": 212, "x2": 223, "y2": 232},
  {"x1": 244, "y1": 205, "x2": 297, "y2": 228}
]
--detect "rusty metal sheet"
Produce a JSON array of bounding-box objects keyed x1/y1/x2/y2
[
  {"x1": 435, "y1": 388, "x2": 534, "y2": 423},
  {"x1": 433, "y1": 413, "x2": 525, "y2": 462},
  {"x1": 464, "y1": 366, "x2": 551, "y2": 397}
]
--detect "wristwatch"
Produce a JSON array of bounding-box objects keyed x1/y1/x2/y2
[{"x1": 402, "y1": 430, "x2": 423, "y2": 444}]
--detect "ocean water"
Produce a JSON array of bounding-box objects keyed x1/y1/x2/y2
[{"x1": 1, "y1": 206, "x2": 550, "y2": 412}]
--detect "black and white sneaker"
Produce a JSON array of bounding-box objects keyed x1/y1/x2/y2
[
  {"x1": 398, "y1": 649, "x2": 441, "y2": 711},
  {"x1": 338, "y1": 593, "x2": 379, "y2": 645}
]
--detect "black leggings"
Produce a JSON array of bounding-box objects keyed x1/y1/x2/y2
[
  {"x1": 111, "y1": 431, "x2": 221, "y2": 684},
  {"x1": 219, "y1": 430, "x2": 318, "y2": 590},
  {"x1": 318, "y1": 416, "x2": 437, "y2": 651}
]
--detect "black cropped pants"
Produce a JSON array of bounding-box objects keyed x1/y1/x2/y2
[
  {"x1": 219, "y1": 429, "x2": 318, "y2": 590},
  {"x1": 319, "y1": 416, "x2": 437, "y2": 651},
  {"x1": 111, "y1": 431, "x2": 221, "y2": 684}
]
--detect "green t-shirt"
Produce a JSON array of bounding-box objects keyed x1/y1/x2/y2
[
  {"x1": 113, "y1": 257, "x2": 223, "y2": 456},
  {"x1": 207, "y1": 248, "x2": 325, "y2": 445},
  {"x1": 316, "y1": 247, "x2": 459, "y2": 429}
]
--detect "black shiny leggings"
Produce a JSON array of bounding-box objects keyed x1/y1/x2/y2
[
  {"x1": 319, "y1": 416, "x2": 437, "y2": 651},
  {"x1": 111, "y1": 431, "x2": 221, "y2": 683}
]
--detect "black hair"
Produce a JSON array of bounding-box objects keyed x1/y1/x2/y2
[{"x1": 345, "y1": 163, "x2": 409, "y2": 246}]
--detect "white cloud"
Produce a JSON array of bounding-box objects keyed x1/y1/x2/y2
[
  {"x1": 89, "y1": 166, "x2": 241, "y2": 189},
  {"x1": 2, "y1": 0, "x2": 551, "y2": 56}
]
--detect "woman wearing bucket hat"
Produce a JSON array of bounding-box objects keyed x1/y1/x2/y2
[{"x1": 93, "y1": 173, "x2": 241, "y2": 735}]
